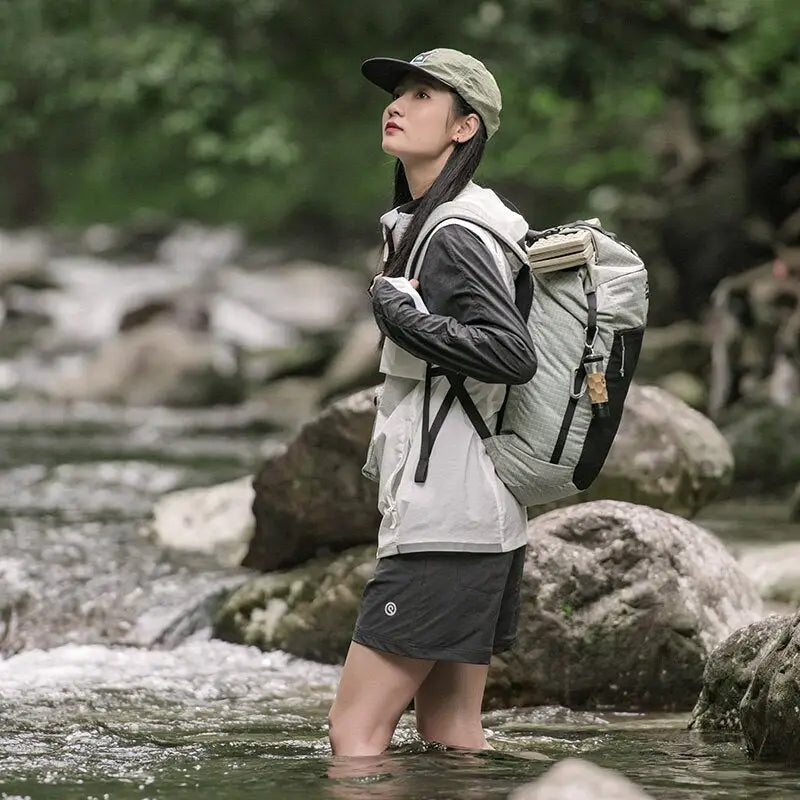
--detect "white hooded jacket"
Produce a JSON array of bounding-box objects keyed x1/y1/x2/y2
[{"x1": 363, "y1": 182, "x2": 535, "y2": 558}]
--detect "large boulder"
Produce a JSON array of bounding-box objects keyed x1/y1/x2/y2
[
  {"x1": 486, "y1": 501, "x2": 762, "y2": 710},
  {"x1": 689, "y1": 615, "x2": 787, "y2": 731},
  {"x1": 565, "y1": 384, "x2": 732, "y2": 517},
  {"x1": 244, "y1": 388, "x2": 380, "y2": 571},
  {"x1": 217, "y1": 501, "x2": 763, "y2": 712},
  {"x1": 509, "y1": 758, "x2": 654, "y2": 800},
  {"x1": 740, "y1": 610, "x2": 800, "y2": 762},
  {"x1": 245, "y1": 383, "x2": 731, "y2": 571},
  {"x1": 721, "y1": 401, "x2": 800, "y2": 491},
  {"x1": 214, "y1": 545, "x2": 374, "y2": 662}
]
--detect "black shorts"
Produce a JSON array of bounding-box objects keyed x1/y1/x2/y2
[{"x1": 352, "y1": 545, "x2": 526, "y2": 665}]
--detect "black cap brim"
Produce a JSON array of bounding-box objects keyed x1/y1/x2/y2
[{"x1": 361, "y1": 57, "x2": 441, "y2": 94}]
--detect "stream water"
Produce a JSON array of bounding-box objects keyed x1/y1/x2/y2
[{"x1": 1, "y1": 398, "x2": 798, "y2": 800}]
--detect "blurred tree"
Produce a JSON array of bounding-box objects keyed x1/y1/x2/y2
[{"x1": 0, "y1": 0, "x2": 797, "y2": 274}]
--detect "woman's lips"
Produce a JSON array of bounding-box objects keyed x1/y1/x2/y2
[{"x1": 384, "y1": 122, "x2": 402, "y2": 133}]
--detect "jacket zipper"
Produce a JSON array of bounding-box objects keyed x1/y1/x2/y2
[{"x1": 620, "y1": 334, "x2": 626, "y2": 377}]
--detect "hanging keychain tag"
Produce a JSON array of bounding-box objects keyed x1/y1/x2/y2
[{"x1": 583, "y1": 353, "x2": 610, "y2": 418}]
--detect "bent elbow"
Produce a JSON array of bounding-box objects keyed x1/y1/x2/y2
[{"x1": 506, "y1": 356, "x2": 537, "y2": 385}]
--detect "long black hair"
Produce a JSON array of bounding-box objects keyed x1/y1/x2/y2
[{"x1": 380, "y1": 91, "x2": 487, "y2": 279}]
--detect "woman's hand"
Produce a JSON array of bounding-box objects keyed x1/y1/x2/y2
[{"x1": 369, "y1": 275, "x2": 419, "y2": 295}]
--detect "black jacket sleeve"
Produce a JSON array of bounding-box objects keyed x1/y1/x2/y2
[{"x1": 370, "y1": 225, "x2": 536, "y2": 385}]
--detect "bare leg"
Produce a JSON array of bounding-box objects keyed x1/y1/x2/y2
[
  {"x1": 413, "y1": 660, "x2": 491, "y2": 750},
  {"x1": 328, "y1": 641, "x2": 434, "y2": 756}
]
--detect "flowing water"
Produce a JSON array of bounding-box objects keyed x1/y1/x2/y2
[{"x1": 1, "y1": 398, "x2": 799, "y2": 800}]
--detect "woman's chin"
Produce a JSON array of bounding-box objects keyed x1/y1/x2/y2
[{"x1": 381, "y1": 138, "x2": 406, "y2": 158}]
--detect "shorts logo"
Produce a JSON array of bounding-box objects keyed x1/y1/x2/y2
[{"x1": 384, "y1": 601, "x2": 397, "y2": 616}]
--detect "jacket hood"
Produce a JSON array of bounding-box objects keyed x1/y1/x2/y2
[{"x1": 380, "y1": 182, "x2": 528, "y2": 255}]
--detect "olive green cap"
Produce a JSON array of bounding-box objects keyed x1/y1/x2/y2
[{"x1": 361, "y1": 48, "x2": 502, "y2": 139}]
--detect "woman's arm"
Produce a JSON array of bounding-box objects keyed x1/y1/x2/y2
[{"x1": 370, "y1": 225, "x2": 536, "y2": 385}]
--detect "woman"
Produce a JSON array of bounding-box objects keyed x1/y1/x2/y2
[{"x1": 328, "y1": 48, "x2": 536, "y2": 757}]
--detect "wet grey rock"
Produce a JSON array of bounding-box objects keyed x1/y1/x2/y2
[
  {"x1": 221, "y1": 501, "x2": 762, "y2": 712},
  {"x1": 721, "y1": 401, "x2": 800, "y2": 490},
  {"x1": 124, "y1": 572, "x2": 251, "y2": 649},
  {"x1": 487, "y1": 501, "x2": 763, "y2": 711},
  {"x1": 146, "y1": 475, "x2": 254, "y2": 568},
  {"x1": 245, "y1": 387, "x2": 379, "y2": 571},
  {"x1": 509, "y1": 757, "x2": 655, "y2": 800},
  {"x1": 48, "y1": 320, "x2": 245, "y2": 407},
  {"x1": 214, "y1": 545, "x2": 374, "y2": 662},
  {"x1": 689, "y1": 615, "x2": 787, "y2": 731},
  {"x1": 740, "y1": 610, "x2": 800, "y2": 762}
]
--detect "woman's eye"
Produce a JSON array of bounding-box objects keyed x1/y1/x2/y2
[{"x1": 417, "y1": 90, "x2": 429, "y2": 99}]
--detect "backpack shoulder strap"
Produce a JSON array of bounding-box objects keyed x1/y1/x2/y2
[{"x1": 405, "y1": 202, "x2": 528, "y2": 281}]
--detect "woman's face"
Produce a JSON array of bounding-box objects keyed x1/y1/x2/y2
[{"x1": 381, "y1": 75, "x2": 463, "y2": 163}]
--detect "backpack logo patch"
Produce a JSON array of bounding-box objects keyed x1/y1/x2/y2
[{"x1": 384, "y1": 601, "x2": 397, "y2": 616}]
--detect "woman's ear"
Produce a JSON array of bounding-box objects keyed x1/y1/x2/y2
[{"x1": 453, "y1": 113, "x2": 481, "y2": 144}]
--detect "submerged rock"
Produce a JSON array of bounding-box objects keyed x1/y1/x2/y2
[
  {"x1": 123, "y1": 572, "x2": 251, "y2": 649},
  {"x1": 740, "y1": 610, "x2": 800, "y2": 762},
  {"x1": 219, "y1": 501, "x2": 762, "y2": 711},
  {"x1": 486, "y1": 501, "x2": 763, "y2": 711},
  {"x1": 689, "y1": 615, "x2": 787, "y2": 731},
  {"x1": 245, "y1": 387, "x2": 379, "y2": 571},
  {"x1": 509, "y1": 757, "x2": 654, "y2": 800}
]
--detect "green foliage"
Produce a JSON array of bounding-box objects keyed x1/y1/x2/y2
[{"x1": 0, "y1": 0, "x2": 797, "y2": 239}]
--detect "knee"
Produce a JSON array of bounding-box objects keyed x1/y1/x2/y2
[{"x1": 328, "y1": 703, "x2": 389, "y2": 757}]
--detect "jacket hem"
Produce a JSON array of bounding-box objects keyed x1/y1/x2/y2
[{"x1": 376, "y1": 535, "x2": 527, "y2": 559}]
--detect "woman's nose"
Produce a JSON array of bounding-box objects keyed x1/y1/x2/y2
[{"x1": 386, "y1": 95, "x2": 404, "y2": 117}]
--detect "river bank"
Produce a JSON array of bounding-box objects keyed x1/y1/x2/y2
[{"x1": 0, "y1": 396, "x2": 798, "y2": 799}]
